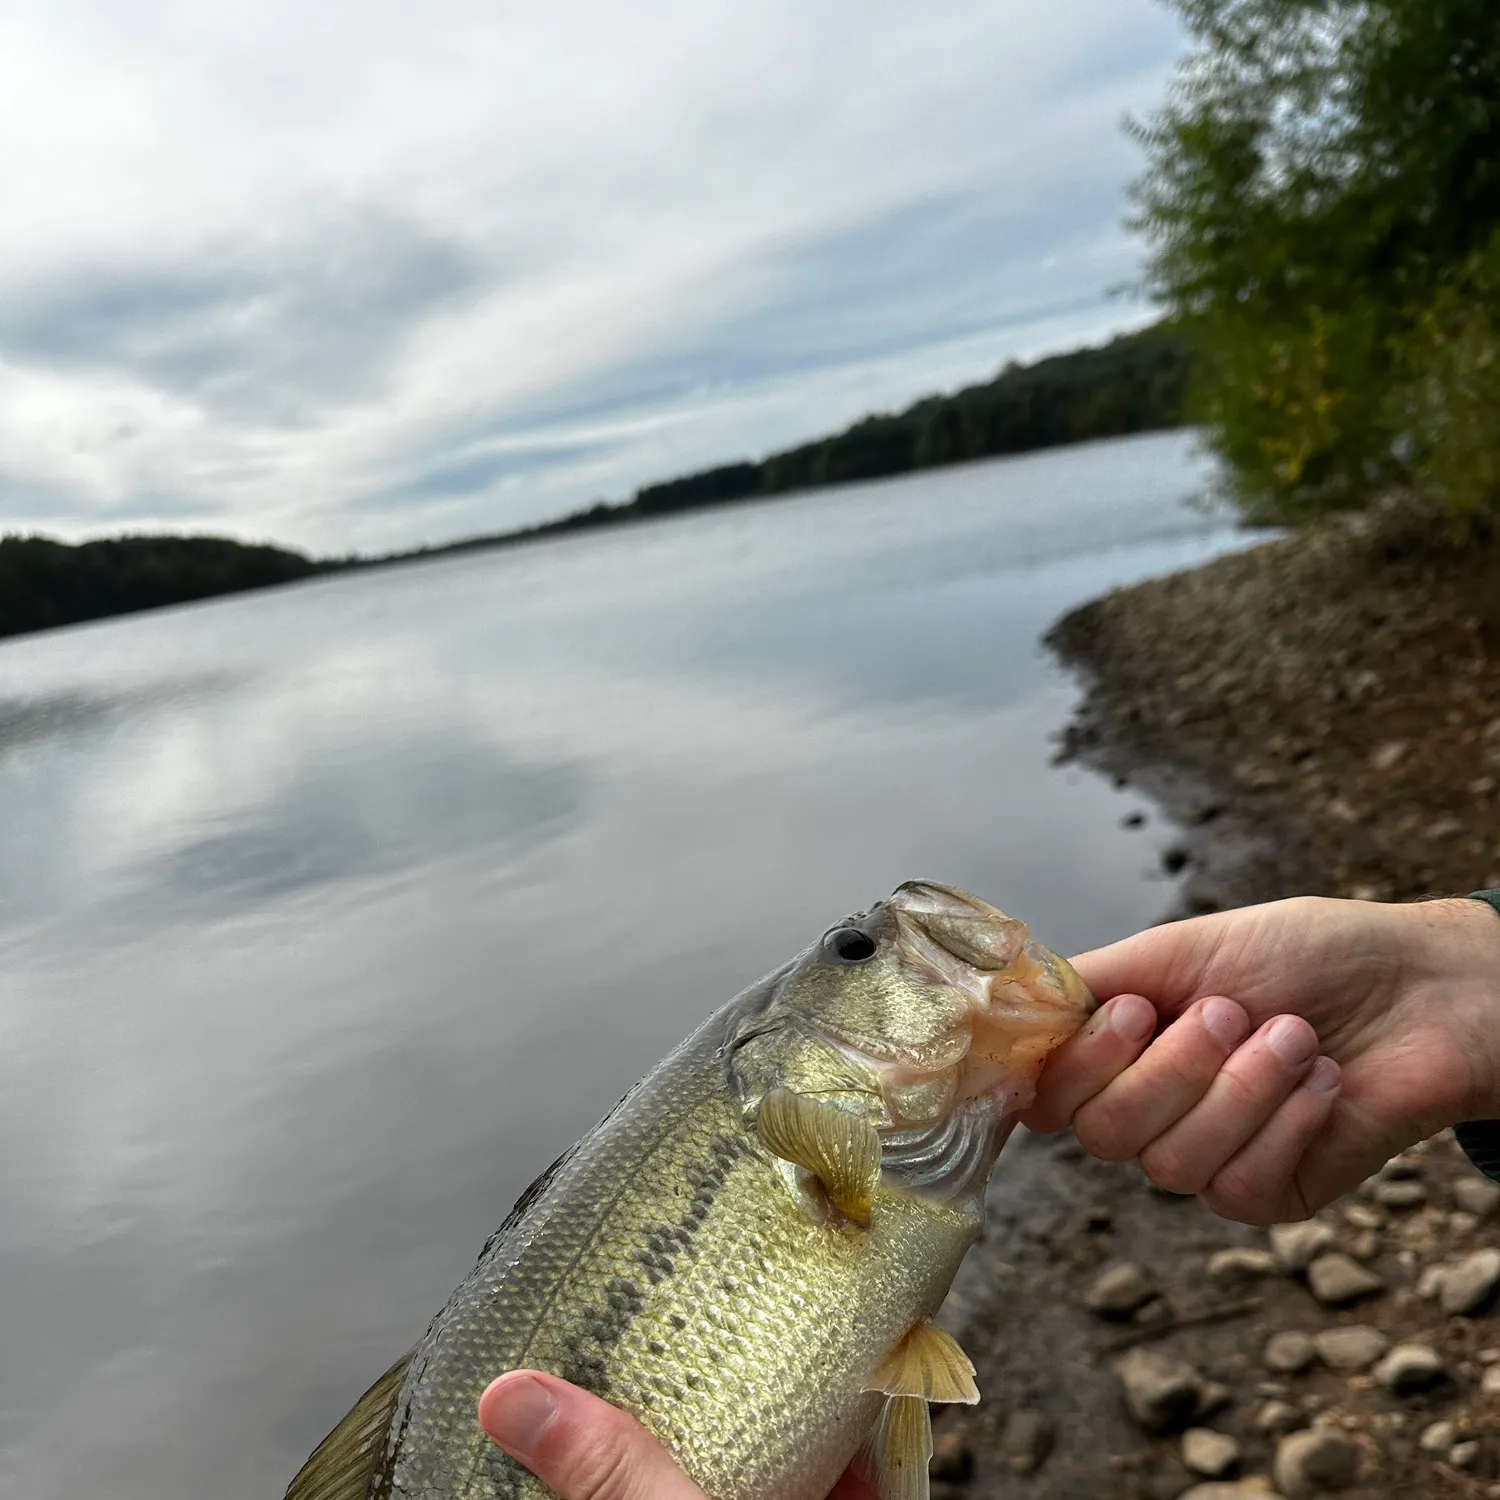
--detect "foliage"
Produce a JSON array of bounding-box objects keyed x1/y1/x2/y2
[
  {"x1": 1131, "y1": 0, "x2": 1500, "y2": 523},
  {"x1": 0, "y1": 533, "x2": 325, "y2": 640}
]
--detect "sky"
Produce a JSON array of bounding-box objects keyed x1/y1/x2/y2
[{"x1": 0, "y1": 1, "x2": 1185, "y2": 555}]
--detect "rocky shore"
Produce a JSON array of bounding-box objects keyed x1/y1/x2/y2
[{"x1": 943, "y1": 500, "x2": 1500, "y2": 1498}]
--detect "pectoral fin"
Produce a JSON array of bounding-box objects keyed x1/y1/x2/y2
[
  {"x1": 872, "y1": 1394, "x2": 932, "y2": 1500},
  {"x1": 868, "y1": 1321, "x2": 979, "y2": 1404},
  {"x1": 284, "y1": 1353, "x2": 410, "y2": 1500},
  {"x1": 756, "y1": 1088, "x2": 882, "y2": 1225}
]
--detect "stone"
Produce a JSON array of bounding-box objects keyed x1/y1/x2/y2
[
  {"x1": 1451, "y1": 1440, "x2": 1481, "y2": 1470},
  {"x1": 1419, "y1": 1420, "x2": 1457, "y2": 1454},
  {"x1": 1179, "y1": 1487, "x2": 1289, "y2": 1500},
  {"x1": 1085, "y1": 1261, "x2": 1157, "y2": 1318},
  {"x1": 1373, "y1": 1343, "x2": 1447, "y2": 1394},
  {"x1": 1440, "y1": 1249, "x2": 1500, "y2": 1315},
  {"x1": 1209, "y1": 1247, "x2": 1281, "y2": 1279},
  {"x1": 1379, "y1": 1155, "x2": 1422, "y2": 1180},
  {"x1": 1482, "y1": 1365, "x2": 1500, "y2": 1396},
  {"x1": 1196, "y1": 1380, "x2": 1233, "y2": 1418},
  {"x1": 930, "y1": 1428, "x2": 975, "y2": 1483},
  {"x1": 1454, "y1": 1178, "x2": 1500, "y2": 1219},
  {"x1": 1342, "y1": 1203, "x2": 1385, "y2": 1230},
  {"x1": 1271, "y1": 1222, "x2": 1336, "y2": 1272},
  {"x1": 1370, "y1": 739, "x2": 1408, "y2": 771},
  {"x1": 1307, "y1": 1253, "x2": 1385, "y2": 1306},
  {"x1": 997, "y1": 1409, "x2": 1051, "y2": 1475},
  {"x1": 1255, "y1": 1400, "x2": 1306, "y2": 1435},
  {"x1": 1115, "y1": 1347, "x2": 1204, "y2": 1434},
  {"x1": 1451, "y1": 1212, "x2": 1480, "y2": 1238},
  {"x1": 1346, "y1": 1230, "x2": 1381, "y2": 1262},
  {"x1": 1183, "y1": 1428, "x2": 1241, "y2": 1478},
  {"x1": 1313, "y1": 1325, "x2": 1388, "y2": 1371},
  {"x1": 1372, "y1": 1179, "x2": 1427, "y2": 1209},
  {"x1": 1417, "y1": 1264, "x2": 1449, "y2": 1300},
  {"x1": 1274, "y1": 1429, "x2": 1361, "y2": 1498},
  {"x1": 1265, "y1": 1331, "x2": 1318, "y2": 1373}
]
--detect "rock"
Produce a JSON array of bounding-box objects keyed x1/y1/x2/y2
[
  {"x1": 1179, "y1": 1487, "x2": 1288, "y2": 1500},
  {"x1": 1271, "y1": 1222, "x2": 1336, "y2": 1271},
  {"x1": 1196, "y1": 1380, "x2": 1233, "y2": 1418},
  {"x1": 1313, "y1": 1325, "x2": 1388, "y2": 1371},
  {"x1": 1451, "y1": 1440, "x2": 1481, "y2": 1470},
  {"x1": 1209, "y1": 1247, "x2": 1281, "y2": 1279},
  {"x1": 1440, "y1": 1249, "x2": 1500, "y2": 1315},
  {"x1": 1183, "y1": 1428, "x2": 1241, "y2": 1478},
  {"x1": 1372, "y1": 1179, "x2": 1427, "y2": 1209},
  {"x1": 1085, "y1": 1261, "x2": 1157, "y2": 1317},
  {"x1": 1482, "y1": 1364, "x2": 1500, "y2": 1396},
  {"x1": 1307, "y1": 1253, "x2": 1385, "y2": 1305},
  {"x1": 1370, "y1": 739, "x2": 1408, "y2": 771},
  {"x1": 1373, "y1": 1343, "x2": 1447, "y2": 1394},
  {"x1": 1419, "y1": 1420, "x2": 1457, "y2": 1454},
  {"x1": 1417, "y1": 1264, "x2": 1449, "y2": 1300},
  {"x1": 1454, "y1": 1177, "x2": 1500, "y2": 1219},
  {"x1": 1255, "y1": 1400, "x2": 1306, "y2": 1435},
  {"x1": 996, "y1": 1409, "x2": 1051, "y2": 1475},
  {"x1": 1346, "y1": 1229, "x2": 1381, "y2": 1261},
  {"x1": 1265, "y1": 1331, "x2": 1318, "y2": 1373},
  {"x1": 930, "y1": 1428, "x2": 974, "y2": 1483},
  {"x1": 1341, "y1": 1203, "x2": 1384, "y2": 1230},
  {"x1": 1451, "y1": 1211, "x2": 1480, "y2": 1238},
  {"x1": 1379, "y1": 1155, "x2": 1422, "y2": 1180},
  {"x1": 1274, "y1": 1428, "x2": 1361, "y2": 1498},
  {"x1": 1115, "y1": 1347, "x2": 1204, "y2": 1434}
]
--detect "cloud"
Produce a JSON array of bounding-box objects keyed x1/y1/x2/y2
[{"x1": 0, "y1": 0, "x2": 1184, "y2": 552}]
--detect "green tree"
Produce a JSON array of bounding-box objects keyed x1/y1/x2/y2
[{"x1": 1131, "y1": 0, "x2": 1500, "y2": 523}]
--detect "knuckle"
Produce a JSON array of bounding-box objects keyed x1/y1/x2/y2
[
  {"x1": 1072, "y1": 1105, "x2": 1135, "y2": 1163},
  {"x1": 1201, "y1": 1164, "x2": 1273, "y2": 1226},
  {"x1": 1138, "y1": 1142, "x2": 1207, "y2": 1196}
]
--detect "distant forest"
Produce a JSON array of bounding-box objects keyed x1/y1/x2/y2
[{"x1": 0, "y1": 323, "x2": 1191, "y2": 640}]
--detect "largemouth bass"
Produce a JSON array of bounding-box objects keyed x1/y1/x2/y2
[{"x1": 288, "y1": 881, "x2": 1094, "y2": 1500}]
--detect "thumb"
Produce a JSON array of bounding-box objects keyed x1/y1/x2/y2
[
  {"x1": 478, "y1": 1372, "x2": 709, "y2": 1500},
  {"x1": 1070, "y1": 914, "x2": 1221, "y2": 1020}
]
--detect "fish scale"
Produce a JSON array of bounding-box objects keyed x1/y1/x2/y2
[{"x1": 287, "y1": 883, "x2": 1095, "y2": 1500}]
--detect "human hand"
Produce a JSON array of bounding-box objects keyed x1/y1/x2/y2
[
  {"x1": 1020, "y1": 895, "x2": 1500, "y2": 1223},
  {"x1": 477, "y1": 1372, "x2": 877, "y2": 1500}
]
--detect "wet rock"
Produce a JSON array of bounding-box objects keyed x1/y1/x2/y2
[
  {"x1": 1209, "y1": 1247, "x2": 1281, "y2": 1279},
  {"x1": 1085, "y1": 1261, "x2": 1157, "y2": 1318},
  {"x1": 1255, "y1": 1400, "x2": 1306, "y2": 1435},
  {"x1": 1312, "y1": 1325, "x2": 1388, "y2": 1371},
  {"x1": 1373, "y1": 1343, "x2": 1446, "y2": 1394},
  {"x1": 1451, "y1": 1440, "x2": 1481, "y2": 1470},
  {"x1": 1440, "y1": 1249, "x2": 1500, "y2": 1315},
  {"x1": 1306, "y1": 1253, "x2": 1385, "y2": 1306},
  {"x1": 1265, "y1": 1331, "x2": 1317, "y2": 1374},
  {"x1": 1183, "y1": 1428, "x2": 1241, "y2": 1478},
  {"x1": 1274, "y1": 1428, "x2": 1361, "y2": 1498},
  {"x1": 1482, "y1": 1364, "x2": 1500, "y2": 1396},
  {"x1": 1271, "y1": 1222, "x2": 1336, "y2": 1272},
  {"x1": 930, "y1": 1428, "x2": 975, "y2": 1482},
  {"x1": 1115, "y1": 1347, "x2": 1204, "y2": 1434},
  {"x1": 996, "y1": 1410, "x2": 1051, "y2": 1475},
  {"x1": 1371, "y1": 1179, "x2": 1427, "y2": 1210},
  {"x1": 1419, "y1": 1420, "x2": 1457, "y2": 1454},
  {"x1": 1454, "y1": 1177, "x2": 1500, "y2": 1219}
]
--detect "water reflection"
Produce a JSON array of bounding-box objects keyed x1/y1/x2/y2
[{"x1": 0, "y1": 432, "x2": 1254, "y2": 1500}]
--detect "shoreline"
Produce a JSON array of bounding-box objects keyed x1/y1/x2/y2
[{"x1": 943, "y1": 499, "x2": 1500, "y2": 1499}]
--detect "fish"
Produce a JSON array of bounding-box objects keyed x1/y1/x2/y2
[{"x1": 286, "y1": 880, "x2": 1095, "y2": 1500}]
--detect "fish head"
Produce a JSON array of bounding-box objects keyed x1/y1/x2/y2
[{"x1": 726, "y1": 881, "x2": 1095, "y2": 1165}]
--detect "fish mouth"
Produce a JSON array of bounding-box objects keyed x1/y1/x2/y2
[{"x1": 887, "y1": 880, "x2": 1095, "y2": 1087}]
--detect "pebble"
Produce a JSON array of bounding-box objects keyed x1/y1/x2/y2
[
  {"x1": 1372, "y1": 1178, "x2": 1428, "y2": 1210},
  {"x1": 1183, "y1": 1428, "x2": 1241, "y2": 1478},
  {"x1": 1306, "y1": 1253, "x2": 1385, "y2": 1306},
  {"x1": 1342, "y1": 1203, "x2": 1384, "y2": 1231},
  {"x1": 1440, "y1": 1249, "x2": 1500, "y2": 1315},
  {"x1": 1208, "y1": 1247, "x2": 1281, "y2": 1279},
  {"x1": 1271, "y1": 1222, "x2": 1336, "y2": 1272},
  {"x1": 1313, "y1": 1325, "x2": 1388, "y2": 1371},
  {"x1": 1419, "y1": 1420, "x2": 1457, "y2": 1453},
  {"x1": 1179, "y1": 1486, "x2": 1289, "y2": 1500},
  {"x1": 1482, "y1": 1365, "x2": 1500, "y2": 1396},
  {"x1": 1255, "y1": 1400, "x2": 1306, "y2": 1435},
  {"x1": 997, "y1": 1409, "x2": 1051, "y2": 1475},
  {"x1": 1451, "y1": 1440, "x2": 1481, "y2": 1470},
  {"x1": 1417, "y1": 1264, "x2": 1449, "y2": 1300},
  {"x1": 1379, "y1": 1155, "x2": 1423, "y2": 1180},
  {"x1": 1085, "y1": 1261, "x2": 1158, "y2": 1317},
  {"x1": 1274, "y1": 1428, "x2": 1361, "y2": 1498},
  {"x1": 1454, "y1": 1177, "x2": 1500, "y2": 1218},
  {"x1": 1115, "y1": 1347, "x2": 1204, "y2": 1434},
  {"x1": 1373, "y1": 1343, "x2": 1447, "y2": 1394},
  {"x1": 1264, "y1": 1331, "x2": 1317, "y2": 1374},
  {"x1": 929, "y1": 1429, "x2": 975, "y2": 1483}
]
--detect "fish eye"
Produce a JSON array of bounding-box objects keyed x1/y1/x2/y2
[{"x1": 826, "y1": 928, "x2": 877, "y2": 963}]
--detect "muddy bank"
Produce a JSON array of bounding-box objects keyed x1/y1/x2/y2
[{"x1": 944, "y1": 499, "x2": 1500, "y2": 1499}]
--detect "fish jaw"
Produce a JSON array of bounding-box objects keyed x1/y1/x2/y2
[{"x1": 887, "y1": 880, "x2": 1095, "y2": 1113}]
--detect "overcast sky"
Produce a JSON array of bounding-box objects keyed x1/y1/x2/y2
[{"x1": 0, "y1": 1, "x2": 1183, "y2": 554}]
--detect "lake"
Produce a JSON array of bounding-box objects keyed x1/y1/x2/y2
[{"x1": 0, "y1": 430, "x2": 1253, "y2": 1498}]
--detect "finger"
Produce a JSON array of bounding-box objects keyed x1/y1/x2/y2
[
  {"x1": 479, "y1": 1372, "x2": 708, "y2": 1500},
  {"x1": 1200, "y1": 1055, "x2": 1342, "y2": 1225},
  {"x1": 1137, "y1": 1015, "x2": 1321, "y2": 1195},
  {"x1": 1069, "y1": 913, "x2": 1228, "y2": 1020},
  {"x1": 1019, "y1": 993, "x2": 1157, "y2": 1133},
  {"x1": 1072, "y1": 996, "x2": 1250, "y2": 1162}
]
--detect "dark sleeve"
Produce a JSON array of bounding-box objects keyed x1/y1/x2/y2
[{"x1": 1452, "y1": 890, "x2": 1500, "y2": 1181}]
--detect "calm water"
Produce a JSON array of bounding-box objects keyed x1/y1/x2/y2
[{"x1": 0, "y1": 431, "x2": 1252, "y2": 1498}]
